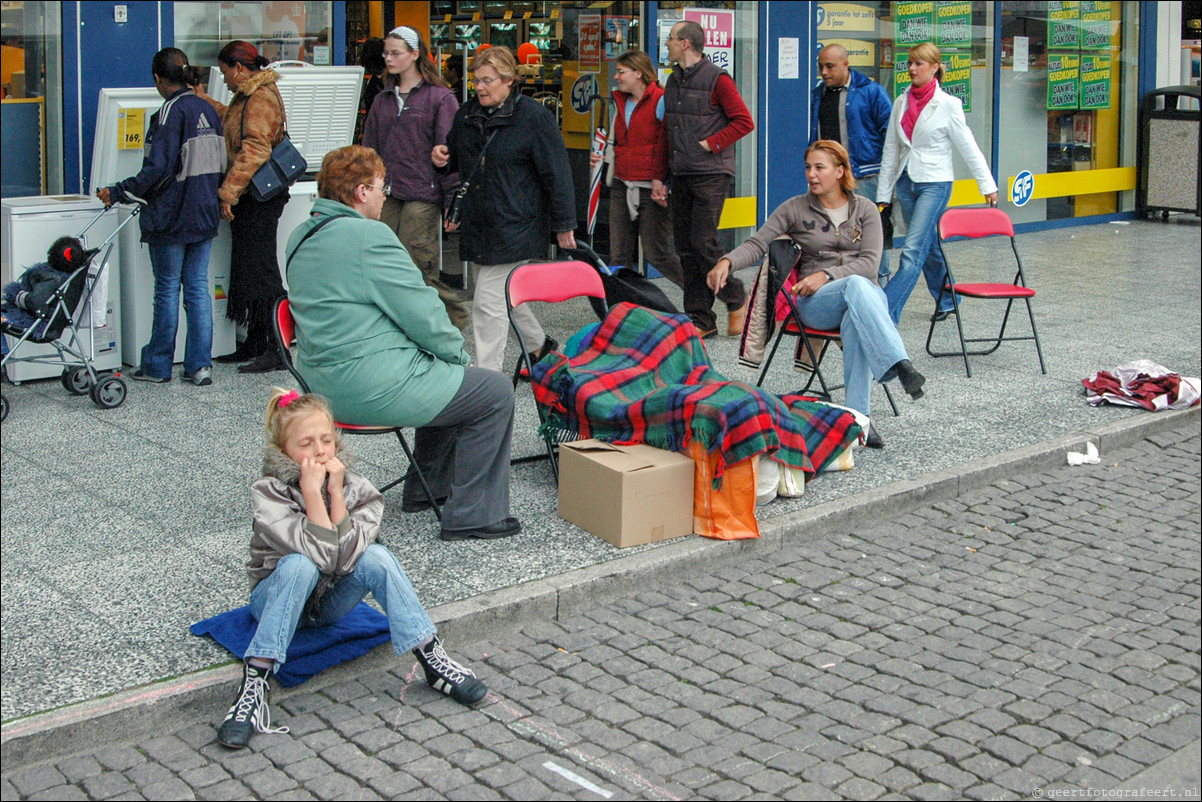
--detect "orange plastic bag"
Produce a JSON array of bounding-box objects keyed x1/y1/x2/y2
[{"x1": 685, "y1": 442, "x2": 760, "y2": 540}]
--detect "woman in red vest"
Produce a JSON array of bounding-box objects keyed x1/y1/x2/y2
[{"x1": 592, "y1": 50, "x2": 682, "y2": 286}]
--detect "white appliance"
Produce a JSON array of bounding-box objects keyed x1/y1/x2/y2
[
  {"x1": 277, "y1": 181, "x2": 321, "y2": 290},
  {"x1": 89, "y1": 87, "x2": 236, "y2": 364},
  {"x1": 205, "y1": 61, "x2": 365, "y2": 170},
  {"x1": 1, "y1": 195, "x2": 122, "y2": 382},
  {"x1": 202, "y1": 62, "x2": 364, "y2": 298}
]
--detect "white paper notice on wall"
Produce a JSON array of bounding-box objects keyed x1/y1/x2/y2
[
  {"x1": 1014, "y1": 36, "x2": 1029, "y2": 73},
  {"x1": 779, "y1": 37, "x2": 799, "y2": 79}
]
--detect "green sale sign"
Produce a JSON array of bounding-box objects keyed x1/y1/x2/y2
[
  {"x1": 1079, "y1": 54, "x2": 1112, "y2": 109},
  {"x1": 1047, "y1": 52, "x2": 1080, "y2": 110},
  {"x1": 940, "y1": 51, "x2": 973, "y2": 112},
  {"x1": 934, "y1": 2, "x2": 972, "y2": 48},
  {"x1": 895, "y1": 2, "x2": 935, "y2": 46},
  {"x1": 1079, "y1": 1, "x2": 1113, "y2": 50},
  {"x1": 1048, "y1": 1, "x2": 1080, "y2": 50}
]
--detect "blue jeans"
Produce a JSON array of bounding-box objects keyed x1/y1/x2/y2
[
  {"x1": 245, "y1": 545, "x2": 436, "y2": 667},
  {"x1": 854, "y1": 174, "x2": 891, "y2": 284},
  {"x1": 793, "y1": 275, "x2": 909, "y2": 417},
  {"x1": 141, "y1": 240, "x2": 214, "y2": 377},
  {"x1": 883, "y1": 174, "x2": 954, "y2": 323}
]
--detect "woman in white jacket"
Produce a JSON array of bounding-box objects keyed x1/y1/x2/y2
[{"x1": 877, "y1": 42, "x2": 997, "y2": 324}]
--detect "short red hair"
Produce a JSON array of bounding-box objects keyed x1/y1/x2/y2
[{"x1": 316, "y1": 146, "x2": 386, "y2": 206}]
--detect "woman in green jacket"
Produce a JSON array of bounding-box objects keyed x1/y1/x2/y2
[{"x1": 285, "y1": 146, "x2": 520, "y2": 542}]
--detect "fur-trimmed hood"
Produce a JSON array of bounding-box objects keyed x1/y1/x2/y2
[
  {"x1": 261, "y1": 439, "x2": 356, "y2": 487},
  {"x1": 233, "y1": 66, "x2": 281, "y2": 99},
  {"x1": 212, "y1": 67, "x2": 287, "y2": 205}
]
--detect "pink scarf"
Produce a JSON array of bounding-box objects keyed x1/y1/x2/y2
[{"x1": 901, "y1": 78, "x2": 937, "y2": 140}]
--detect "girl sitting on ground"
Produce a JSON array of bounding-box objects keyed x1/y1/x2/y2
[{"x1": 217, "y1": 388, "x2": 487, "y2": 750}]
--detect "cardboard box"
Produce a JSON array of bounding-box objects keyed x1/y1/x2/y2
[{"x1": 558, "y1": 439, "x2": 695, "y2": 548}]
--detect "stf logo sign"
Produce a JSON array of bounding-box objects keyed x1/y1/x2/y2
[
  {"x1": 571, "y1": 73, "x2": 599, "y2": 115},
  {"x1": 1011, "y1": 170, "x2": 1034, "y2": 206}
]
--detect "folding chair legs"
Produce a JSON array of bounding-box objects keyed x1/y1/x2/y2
[
  {"x1": 509, "y1": 347, "x2": 564, "y2": 483},
  {"x1": 758, "y1": 326, "x2": 899, "y2": 417},
  {"x1": 379, "y1": 430, "x2": 443, "y2": 521},
  {"x1": 925, "y1": 297, "x2": 1047, "y2": 378}
]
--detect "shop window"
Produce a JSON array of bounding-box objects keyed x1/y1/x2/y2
[
  {"x1": 1, "y1": 1, "x2": 63, "y2": 196},
  {"x1": 174, "y1": 2, "x2": 333, "y2": 67},
  {"x1": 999, "y1": 1, "x2": 1139, "y2": 222},
  {"x1": 815, "y1": 2, "x2": 995, "y2": 191}
]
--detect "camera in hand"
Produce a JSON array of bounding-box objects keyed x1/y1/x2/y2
[{"x1": 445, "y1": 182, "x2": 470, "y2": 227}]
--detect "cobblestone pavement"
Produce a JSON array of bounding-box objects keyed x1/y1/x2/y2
[{"x1": 3, "y1": 433, "x2": 1199, "y2": 801}]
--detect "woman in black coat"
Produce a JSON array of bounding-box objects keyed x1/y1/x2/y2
[{"x1": 432, "y1": 46, "x2": 576, "y2": 373}]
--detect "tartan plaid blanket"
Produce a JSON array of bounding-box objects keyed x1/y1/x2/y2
[{"x1": 532, "y1": 303, "x2": 862, "y2": 482}]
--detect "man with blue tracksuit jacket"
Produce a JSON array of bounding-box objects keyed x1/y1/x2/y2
[
  {"x1": 809, "y1": 44, "x2": 894, "y2": 284},
  {"x1": 100, "y1": 48, "x2": 225, "y2": 385}
]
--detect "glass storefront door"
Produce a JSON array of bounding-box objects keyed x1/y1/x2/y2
[
  {"x1": 1, "y1": 1, "x2": 63, "y2": 197},
  {"x1": 175, "y1": 2, "x2": 335, "y2": 67},
  {"x1": 999, "y1": 1, "x2": 1140, "y2": 223}
]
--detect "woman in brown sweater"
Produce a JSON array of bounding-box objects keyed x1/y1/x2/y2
[{"x1": 199, "y1": 40, "x2": 289, "y2": 373}]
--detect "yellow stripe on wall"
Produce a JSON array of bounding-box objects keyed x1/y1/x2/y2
[
  {"x1": 1004, "y1": 167, "x2": 1135, "y2": 200},
  {"x1": 718, "y1": 196, "x2": 757, "y2": 229},
  {"x1": 948, "y1": 167, "x2": 1135, "y2": 207}
]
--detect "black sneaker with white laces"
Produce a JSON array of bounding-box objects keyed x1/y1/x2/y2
[
  {"x1": 414, "y1": 636, "x2": 487, "y2": 705},
  {"x1": 217, "y1": 662, "x2": 288, "y2": 749}
]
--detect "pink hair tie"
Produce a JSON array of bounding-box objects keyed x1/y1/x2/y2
[{"x1": 278, "y1": 390, "x2": 301, "y2": 408}]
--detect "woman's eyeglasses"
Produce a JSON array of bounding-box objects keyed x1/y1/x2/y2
[
  {"x1": 362, "y1": 182, "x2": 390, "y2": 195},
  {"x1": 474, "y1": 76, "x2": 501, "y2": 87}
]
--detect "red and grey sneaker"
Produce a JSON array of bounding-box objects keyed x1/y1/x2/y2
[
  {"x1": 217, "y1": 663, "x2": 289, "y2": 749},
  {"x1": 414, "y1": 636, "x2": 487, "y2": 705}
]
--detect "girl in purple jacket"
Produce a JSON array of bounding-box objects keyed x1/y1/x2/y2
[{"x1": 362, "y1": 27, "x2": 468, "y2": 329}]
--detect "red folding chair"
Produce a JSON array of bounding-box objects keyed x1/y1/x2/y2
[
  {"x1": 505, "y1": 260, "x2": 608, "y2": 482},
  {"x1": 755, "y1": 240, "x2": 898, "y2": 417},
  {"x1": 273, "y1": 298, "x2": 442, "y2": 519},
  {"x1": 926, "y1": 207, "x2": 1046, "y2": 378}
]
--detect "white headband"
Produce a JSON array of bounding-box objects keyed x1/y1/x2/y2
[{"x1": 388, "y1": 26, "x2": 420, "y2": 52}]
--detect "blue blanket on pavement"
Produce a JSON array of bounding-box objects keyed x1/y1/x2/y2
[{"x1": 190, "y1": 603, "x2": 391, "y2": 687}]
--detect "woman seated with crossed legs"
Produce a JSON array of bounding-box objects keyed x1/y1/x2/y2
[{"x1": 707, "y1": 140, "x2": 926, "y2": 448}]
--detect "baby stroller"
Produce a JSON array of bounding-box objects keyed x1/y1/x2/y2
[
  {"x1": 1, "y1": 205, "x2": 141, "y2": 421},
  {"x1": 561, "y1": 242, "x2": 679, "y2": 322}
]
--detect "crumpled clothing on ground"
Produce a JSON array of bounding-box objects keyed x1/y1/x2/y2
[{"x1": 1082, "y1": 359, "x2": 1200, "y2": 411}]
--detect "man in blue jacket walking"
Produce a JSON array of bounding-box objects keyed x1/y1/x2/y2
[
  {"x1": 100, "y1": 48, "x2": 225, "y2": 385},
  {"x1": 809, "y1": 44, "x2": 894, "y2": 284}
]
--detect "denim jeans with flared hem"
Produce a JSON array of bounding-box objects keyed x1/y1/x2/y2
[
  {"x1": 793, "y1": 275, "x2": 909, "y2": 417},
  {"x1": 883, "y1": 173, "x2": 954, "y2": 323}
]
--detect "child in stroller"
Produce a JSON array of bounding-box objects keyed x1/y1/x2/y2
[
  {"x1": 2, "y1": 237, "x2": 97, "y2": 339},
  {"x1": 2, "y1": 229, "x2": 131, "y2": 421}
]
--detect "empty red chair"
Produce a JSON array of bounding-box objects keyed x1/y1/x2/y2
[{"x1": 926, "y1": 207, "x2": 1046, "y2": 378}]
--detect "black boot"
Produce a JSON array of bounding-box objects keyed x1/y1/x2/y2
[
  {"x1": 238, "y1": 350, "x2": 285, "y2": 373},
  {"x1": 215, "y1": 342, "x2": 260, "y2": 364},
  {"x1": 217, "y1": 663, "x2": 286, "y2": 749},
  {"x1": 864, "y1": 423, "x2": 884, "y2": 449},
  {"x1": 892, "y1": 359, "x2": 926, "y2": 400},
  {"x1": 414, "y1": 636, "x2": 488, "y2": 705}
]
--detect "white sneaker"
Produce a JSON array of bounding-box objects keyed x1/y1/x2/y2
[{"x1": 182, "y1": 367, "x2": 213, "y2": 386}]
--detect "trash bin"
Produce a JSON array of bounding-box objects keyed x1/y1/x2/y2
[{"x1": 1136, "y1": 85, "x2": 1201, "y2": 219}]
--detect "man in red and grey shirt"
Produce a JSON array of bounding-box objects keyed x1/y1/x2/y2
[{"x1": 663, "y1": 19, "x2": 754, "y2": 338}]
